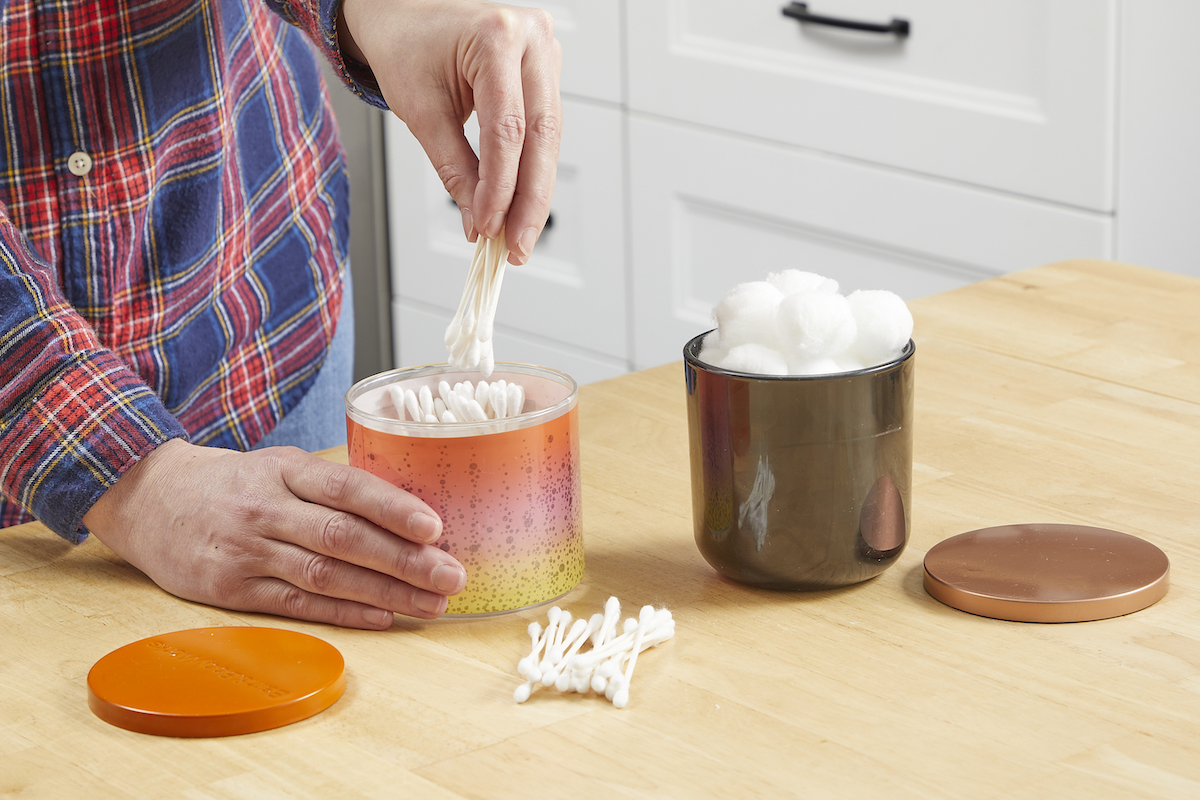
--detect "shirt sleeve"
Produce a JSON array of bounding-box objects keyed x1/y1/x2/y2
[
  {"x1": 262, "y1": 0, "x2": 388, "y2": 109},
  {"x1": 0, "y1": 212, "x2": 189, "y2": 544}
]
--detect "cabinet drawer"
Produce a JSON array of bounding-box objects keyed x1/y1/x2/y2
[
  {"x1": 628, "y1": 0, "x2": 1116, "y2": 211},
  {"x1": 628, "y1": 117, "x2": 1112, "y2": 369},
  {"x1": 508, "y1": 0, "x2": 622, "y2": 104},
  {"x1": 384, "y1": 99, "x2": 627, "y2": 363}
]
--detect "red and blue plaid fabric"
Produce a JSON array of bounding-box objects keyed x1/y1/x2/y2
[{"x1": 0, "y1": 0, "x2": 375, "y2": 541}]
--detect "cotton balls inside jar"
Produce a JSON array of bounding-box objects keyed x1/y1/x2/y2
[{"x1": 698, "y1": 270, "x2": 913, "y2": 376}]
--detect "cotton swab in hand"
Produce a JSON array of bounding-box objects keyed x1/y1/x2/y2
[{"x1": 446, "y1": 230, "x2": 510, "y2": 377}]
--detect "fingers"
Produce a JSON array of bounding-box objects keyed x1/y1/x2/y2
[
  {"x1": 234, "y1": 507, "x2": 465, "y2": 628},
  {"x1": 242, "y1": 578, "x2": 414, "y2": 631},
  {"x1": 268, "y1": 450, "x2": 468, "y2": 617},
  {"x1": 469, "y1": 8, "x2": 562, "y2": 264},
  {"x1": 500, "y1": 33, "x2": 561, "y2": 265},
  {"x1": 251, "y1": 534, "x2": 458, "y2": 627},
  {"x1": 284, "y1": 495, "x2": 467, "y2": 601},
  {"x1": 278, "y1": 448, "x2": 439, "y2": 544},
  {"x1": 406, "y1": 105, "x2": 482, "y2": 243},
  {"x1": 467, "y1": 20, "x2": 529, "y2": 242}
]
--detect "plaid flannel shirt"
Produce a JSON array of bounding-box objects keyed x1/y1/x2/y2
[{"x1": 0, "y1": 0, "x2": 384, "y2": 541}]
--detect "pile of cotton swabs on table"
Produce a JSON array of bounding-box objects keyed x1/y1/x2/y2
[
  {"x1": 514, "y1": 597, "x2": 675, "y2": 709},
  {"x1": 445, "y1": 230, "x2": 509, "y2": 378},
  {"x1": 384, "y1": 379, "x2": 526, "y2": 424}
]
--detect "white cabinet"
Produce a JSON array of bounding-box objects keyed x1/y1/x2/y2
[
  {"x1": 627, "y1": 0, "x2": 1117, "y2": 210},
  {"x1": 385, "y1": 0, "x2": 1199, "y2": 378},
  {"x1": 624, "y1": 0, "x2": 1123, "y2": 368},
  {"x1": 1116, "y1": 1, "x2": 1200, "y2": 273}
]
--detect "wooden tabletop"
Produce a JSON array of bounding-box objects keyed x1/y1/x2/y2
[{"x1": 4, "y1": 259, "x2": 1199, "y2": 798}]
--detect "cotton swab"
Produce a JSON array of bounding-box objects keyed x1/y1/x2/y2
[
  {"x1": 446, "y1": 230, "x2": 510, "y2": 377},
  {"x1": 542, "y1": 617, "x2": 588, "y2": 687},
  {"x1": 376, "y1": 378, "x2": 532, "y2": 424},
  {"x1": 611, "y1": 605, "x2": 656, "y2": 708},
  {"x1": 552, "y1": 615, "x2": 604, "y2": 692},
  {"x1": 490, "y1": 381, "x2": 508, "y2": 419},
  {"x1": 513, "y1": 618, "x2": 550, "y2": 704},
  {"x1": 507, "y1": 382, "x2": 524, "y2": 417},
  {"x1": 512, "y1": 597, "x2": 674, "y2": 708},
  {"x1": 539, "y1": 608, "x2": 572, "y2": 676},
  {"x1": 517, "y1": 621, "x2": 548, "y2": 682},
  {"x1": 402, "y1": 389, "x2": 421, "y2": 423}
]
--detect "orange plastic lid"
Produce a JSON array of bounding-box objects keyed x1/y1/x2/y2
[
  {"x1": 87, "y1": 627, "x2": 345, "y2": 737},
  {"x1": 924, "y1": 523, "x2": 1170, "y2": 623}
]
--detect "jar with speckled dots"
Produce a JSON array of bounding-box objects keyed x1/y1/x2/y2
[{"x1": 346, "y1": 363, "x2": 583, "y2": 616}]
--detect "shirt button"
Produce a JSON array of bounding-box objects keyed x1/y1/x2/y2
[{"x1": 67, "y1": 151, "x2": 93, "y2": 177}]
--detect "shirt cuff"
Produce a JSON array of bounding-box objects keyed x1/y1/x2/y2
[
  {"x1": 319, "y1": 0, "x2": 387, "y2": 108},
  {"x1": 0, "y1": 352, "x2": 189, "y2": 544}
]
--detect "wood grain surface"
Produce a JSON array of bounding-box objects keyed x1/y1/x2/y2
[{"x1": 3, "y1": 260, "x2": 1198, "y2": 798}]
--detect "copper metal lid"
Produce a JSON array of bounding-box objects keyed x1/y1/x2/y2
[
  {"x1": 923, "y1": 524, "x2": 1169, "y2": 623},
  {"x1": 87, "y1": 627, "x2": 345, "y2": 737}
]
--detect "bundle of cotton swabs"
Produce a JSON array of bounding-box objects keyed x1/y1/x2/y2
[
  {"x1": 445, "y1": 229, "x2": 509, "y2": 377},
  {"x1": 514, "y1": 597, "x2": 675, "y2": 709},
  {"x1": 384, "y1": 378, "x2": 526, "y2": 424}
]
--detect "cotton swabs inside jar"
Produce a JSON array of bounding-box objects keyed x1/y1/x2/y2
[
  {"x1": 381, "y1": 378, "x2": 527, "y2": 424},
  {"x1": 445, "y1": 229, "x2": 509, "y2": 378}
]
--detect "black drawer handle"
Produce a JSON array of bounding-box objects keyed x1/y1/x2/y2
[{"x1": 782, "y1": 2, "x2": 910, "y2": 37}]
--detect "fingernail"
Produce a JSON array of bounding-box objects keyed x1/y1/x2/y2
[
  {"x1": 485, "y1": 212, "x2": 505, "y2": 238},
  {"x1": 363, "y1": 607, "x2": 393, "y2": 628},
  {"x1": 516, "y1": 227, "x2": 539, "y2": 259},
  {"x1": 432, "y1": 563, "x2": 467, "y2": 594},
  {"x1": 409, "y1": 512, "x2": 441, "y2": 543},
  {"x1": 415, "y1": 593, "x2": 448, "y2": 616},
  {"x1": 460, "y1": 206, "x2": 474, "y2": 240}
]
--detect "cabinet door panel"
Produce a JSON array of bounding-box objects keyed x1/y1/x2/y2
[
  {"x1": 629, "y1": 117, "x2": 1112, "y2": 369},
  {"x1": 385, "y1": 99, "x2": 627, "y2": 361},
  {"x1": 628, "y1": 0, "x2": 1116, "y2": 210},
  {"x1": 507, "y1": 0, "x2": 622, "y2": 104}
]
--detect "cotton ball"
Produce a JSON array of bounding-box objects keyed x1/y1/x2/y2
[
  {"x1": 835, "y1": 352, "x2": 867, "y2": 373},
  {"x1": 776, "y1": 291, "x2": 857, "y2": 361},
  {"x1": 787, "y1": 357, "x2": 841, "y2": 376},
  {"x1": 718, "y1": 343, "x2": 789, "y2": 376},
  {"x1": 846, "y1": 290, "x2": 913, "y2": 365},
  {"x1": 697, "y1": 330, "x2": 727, "y2": 367},
  {"x1": 767, "y1": 270, "x2": 839, "y2": 296},
  {"x1": 712, "y1": 281, "x2": 785, "y2": 350}
]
